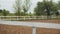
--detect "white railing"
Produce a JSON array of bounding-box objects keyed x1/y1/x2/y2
[
  {"x1": 0, "y1": 16, "x2": 59, "y2": 21},
  {"x1": 0, "y1": 16, "x2": 46, "y2": 21}
]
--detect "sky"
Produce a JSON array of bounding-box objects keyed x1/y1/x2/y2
[{"x1": 0, "y1": 0, "x2": 59, "y2": 13}]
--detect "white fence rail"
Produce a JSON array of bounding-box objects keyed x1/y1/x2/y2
[
  {"x1": 0, "y1": 16, "x2": 46, "y2": 20},
  {"x1": 0, "y1": 16, "x2": 59, "y2": 21}
]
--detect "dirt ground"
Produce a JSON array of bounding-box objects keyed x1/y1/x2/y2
[
  {"x1": 0, "y1": 24, "x2": 60, "y2": 34},
  {"x1": 0, "y1": 19, "x2": 60, "y2": 34},
  {"x1": 21, "y1": 19, "x2": 60, "y2": 24}
]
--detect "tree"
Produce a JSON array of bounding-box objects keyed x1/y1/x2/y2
[
  {"x1": 55, "y1": 11, "x2": 60, "y2": 19},
  {"x1": 44, "y1": 0, "x2": 51, "y2": 19},
  {"x1": 14, "y1": 0, "x2": 22, "y2": 16},
  {"x1": 34, "y1": 2, "x2": 44, "y2": 16},
  {"x1": 0, "y1": 9, "x2": 2, "y2": 13},
  {"x1": 43, "y1": 0, "x2": 56, "y2": 19},
  {"x1": 58, "y1": 1, "x2": 60, "y2": 10},
  {"x1": 2, "y1": 9, "x2": 9, "y2": 16},
  {"x1": 0, "y1": 9, "x2": 3, "y2": 16},
  {"x1": 43, "y1": 0, "x2": 58, "y2": 19},
  {"x1": 34, "y1": 0, "x2": 58, "y2": 19},
  {"x1": 22, "y1": 0, "x2": 31, "y2": 16}
]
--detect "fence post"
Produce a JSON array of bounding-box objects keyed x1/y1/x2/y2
[
  {"x1": 0, "y1": 16, "x2": 1, "y2": 20},
  {"x1": 17, "y1": 16, "x2": 19, "y2": 21},
  {"x1": 10, "y1": 16, "x2": 11, "y2": 21},
  {"x1": 24, "y1": 16, "x2": 25, "y2": 21}
]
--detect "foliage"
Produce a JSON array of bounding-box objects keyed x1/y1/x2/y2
[
  {"x1": 34, "y1": 0, "x2": 58, "y2": 16},
  {"x1": 34, "y1": 2, "x2": 44, "y2": 16},
  {"x1": 0, "y1": 9, "x2": 2, "y2": 13},
  {"x1": 58, "y1": 1, "x2": 60, "y2": 10},
  {"x1": 0, "y1": 9, "x2": 10, "y2": 16},
  {"x1": 2, "y1": 9, "x2": 9, "y2": 16},
  {"x1": 14, "y1": 0, "x2": 22, "y2": 16},
  {"x1": 22, "y1": 0, "x2": 31, "y2": 15}
]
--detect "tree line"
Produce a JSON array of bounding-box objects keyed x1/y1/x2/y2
[{"x1": 0, "y1": 0, "x2": 60, "y2": 17}]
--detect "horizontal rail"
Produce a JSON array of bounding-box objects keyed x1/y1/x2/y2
[{"x1": 0, "y1": 16, "x2": 59, "y2": 21}]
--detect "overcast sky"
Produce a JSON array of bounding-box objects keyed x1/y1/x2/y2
[{"x1": 0, "y1": 0, "x2": 59, "y2": 13}]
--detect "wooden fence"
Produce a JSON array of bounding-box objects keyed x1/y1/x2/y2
[{"x1": 0, "y1": 16, "x2": 59, "y2": 21}]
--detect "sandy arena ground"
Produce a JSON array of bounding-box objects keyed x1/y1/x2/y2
[
  {"x1": 22, "y1": 19, "x2": 60, "y2": 24},
  {"x1": 0, "y1": 19, "x2": 60, "y2": 34},
  {"x1": 0, "y1": 24, "x2": 60, "y2": 34}
]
